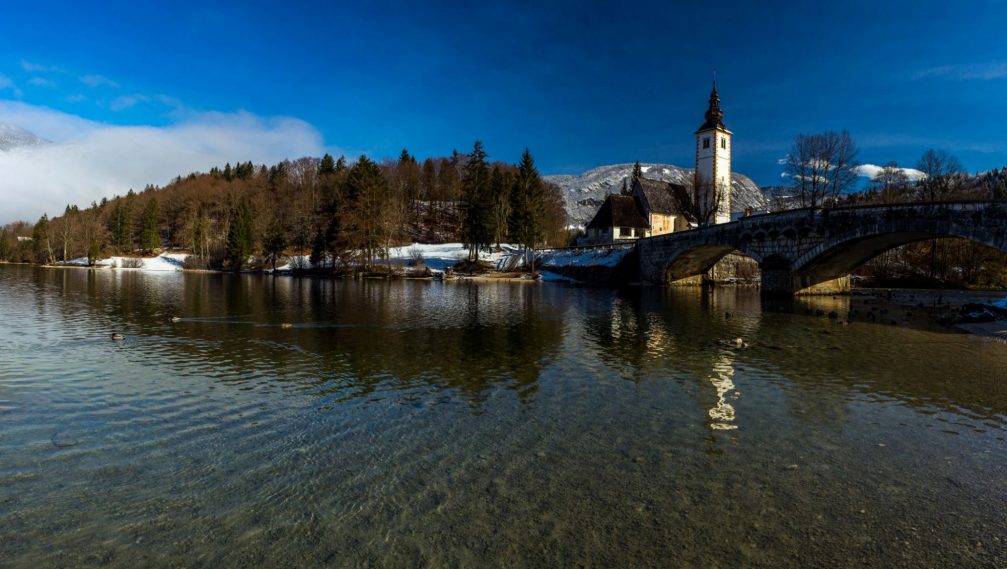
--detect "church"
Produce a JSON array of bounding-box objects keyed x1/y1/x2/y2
[{"x1": 583, "y1": 82, "x2": 734, "y2": 244}]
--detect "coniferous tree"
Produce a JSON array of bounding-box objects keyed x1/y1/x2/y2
[
  {"x1": 191, "y1": 206, "x2": 208, "y2": 264},
  {"x1": 141, "y1": 198, "x2": 160, "y2": 252},
  {"x1": 0, "y1": 229, "x2": 11, "y2": 261},
  {"x1": 461, "y1": 141, "x2": 494, "y2": 262},
  {"x1": 632, "y1": 161, "x2": 643, "y2": 187},
  {"x1": 263, "y1": 218, "x2": 287, "y2": 271},
  {"x1": 32, "y1": 215, "x2": 54, "y2": 264},
  {"x1": 318, "y1": 153, "x2": 336, "y2": 175},
  {"x1": 995, "y1": 179, "x2": 1007, "y2": 200},
  {"x1": 509, "y1": 149, "x2": 545, "y2": 270},
  {"x1": 108, "y1": 202, "x2": 132, "y2": 253},
  {"x1": 343, "y1": 155, "x2": 388, "y2": 269},
  {"x1": 226, "y1": 198, "x2": 254, "y2": 270},
  {"x1": 310, "y1": 228, "x2": 328, "y2": 270}
]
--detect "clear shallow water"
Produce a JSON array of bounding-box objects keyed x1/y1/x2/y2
[{"x1": 1, "y1": 265, "x2": 1006, "y2": 568}]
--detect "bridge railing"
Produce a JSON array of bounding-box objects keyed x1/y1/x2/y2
[
  {"x1": 639, "y1": 199, "x2": 1007, "y2": 242},
  {"x1": 534, "y1": 241, "x2": 638, "y2": 254}
]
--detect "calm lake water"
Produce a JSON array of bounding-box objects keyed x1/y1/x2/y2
[{"x1": 1, "y1": 265, "x2": 1006, "y2": 568}]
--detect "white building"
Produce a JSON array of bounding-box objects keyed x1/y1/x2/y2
[{"x1": 694, "y1": 82, "x2": 732, "y2": 224}]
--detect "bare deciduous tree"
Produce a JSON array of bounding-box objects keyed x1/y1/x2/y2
[
  {"x1": 916, "y1": 149, "x2": 964, "y2": 201},
  {"x1": 784, "y1": 130, "x2": 859, "y2": 208},
  {"x1": 871, "y1": 162, "x2": 910, "y2": 204}
]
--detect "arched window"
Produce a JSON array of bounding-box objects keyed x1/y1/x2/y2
[
  {"x1": 703, "y1": 137, "x2": 710, "y2": 149},
  {"x1": 721, "y1": 138, "x2": 727, "y2": 149}
]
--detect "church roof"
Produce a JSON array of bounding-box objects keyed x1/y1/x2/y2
[
  {"x1": 586, "y1": 195, "x2": 649, "y2": 230},
  {"x1": 696, "y1": 81, "x2": 729, "y2": 133}
]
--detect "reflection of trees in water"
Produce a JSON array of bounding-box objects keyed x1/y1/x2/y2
[
  {"x1": 24, "y1": 266, "x2": 1007, "y2": 427},
  {"x1": 45, "y1": 271, "x2": 567, "y2": 411}
]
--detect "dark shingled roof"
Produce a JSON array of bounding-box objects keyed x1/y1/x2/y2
[
  {"x1": 586, "y1": 195, "x2": 649, "y2": 230},
  {"x1": 634, "y1": 178, "x2": 681, "y2": 215}
]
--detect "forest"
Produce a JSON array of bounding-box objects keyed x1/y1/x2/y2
[{"x1": 0, "y1": 142, "x2": 569, "y2": 273}]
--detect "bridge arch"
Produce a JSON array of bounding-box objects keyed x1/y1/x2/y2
[
  {"x1": 661, "y1": 244, "x2": 764, "y2": 284},
  {"x1": 637, "y1": 201, "x2": 1007, "y2": 295},
  {"x1": 790, "y1": 219, "x2": 1007, "y2": 289}
]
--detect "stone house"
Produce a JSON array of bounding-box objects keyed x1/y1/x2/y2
[{"x1": 581, "y1": 178, "x2": 694, "y2": 245}]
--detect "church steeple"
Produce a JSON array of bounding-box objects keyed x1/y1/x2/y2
[
  {"x1": 697, "y1": 80, "x2": 727, "y2": 132},
  {"x1": 694, "y1": 79, "x2": 733, "y2": 224}
]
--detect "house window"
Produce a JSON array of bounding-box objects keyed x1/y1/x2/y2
[
  {"x1": 619, "y1": 227, "x2": 632, "y2": 237},
  {"x1": 703, "y1": 137, "x2": 710, "y2": 149},
  {"x1": 721, "y1": 138, "x2": 727, "y2": 149}
]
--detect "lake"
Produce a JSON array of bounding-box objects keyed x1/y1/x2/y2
[{"x1": 1, "y1": 265, "x2": 1005, "y2": 567}]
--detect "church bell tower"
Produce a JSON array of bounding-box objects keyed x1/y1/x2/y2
[{"x1": 695, "y1": 81, "x2": 732, "y2": 224}]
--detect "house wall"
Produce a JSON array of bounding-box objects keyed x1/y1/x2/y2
[{"x1": 649, "y1": 213, "x2": 676, "y2": 236}]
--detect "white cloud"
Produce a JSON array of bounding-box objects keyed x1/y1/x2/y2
[
  {"x1": 914, "y1": 62, "x2": 1007, "y2": 81},
  {"x1": 855, "y1": 164, "x2": 927, "y2": 182},
  {"x1": 81, "y1": 74, "x2": 119, "y2": 88},
  {"x1": 0, "y1": 75, "x2": 23, "y2": 98},
  {"x1": 28, "y1": 77, "x2": 55, "y2": 87},
  {"x1": 20, "y1": 60, "x2": 61, "y2": 73},
  {"x1": 0, "y1": 101, "x2": 330, "y2": 223}
]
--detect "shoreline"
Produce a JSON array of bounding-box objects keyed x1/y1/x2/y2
[{"x1": 851, "y1": 287, "x2": 1007, "y2": 341}]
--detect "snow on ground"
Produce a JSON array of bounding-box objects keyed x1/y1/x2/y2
[
  {"x1": 60, "y1": 244, "x2": 527, "y2": 274},
  {"x1": 538, "y1": 246, "x2": 633, "y2": 269},
  {"x1": 274, "y1": 243, "x2": 523, "y2": 273},
  {"x1": 64, "y1": 252, "x2": 189, "y2": 271}
]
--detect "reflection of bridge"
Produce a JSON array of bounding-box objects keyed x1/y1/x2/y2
[{"x1": 638, "y1": 201, "x2": 1007, "y2": 295}]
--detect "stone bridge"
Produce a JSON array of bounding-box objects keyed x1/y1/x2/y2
[{"x1": 637, "y1": 201, "x2": 1007, "y2": 295}]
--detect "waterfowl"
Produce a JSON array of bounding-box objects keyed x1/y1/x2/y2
[
  {"x1": 110, "y1": 333, "x2": 125, "y2": 341},
  {"x1": 280, "y1": 323, "x2": 293, "y2": 329},
  {"x1": 169, "y1": 316, "x2": 181, "y2": 323}
]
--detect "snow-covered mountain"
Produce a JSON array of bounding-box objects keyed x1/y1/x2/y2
[
  {"x1": 0, "y1": 123, "x2": 49, "y2": 152},
  {"x1": 545, "y1": 163, "x2": 769, "y2": 226}
]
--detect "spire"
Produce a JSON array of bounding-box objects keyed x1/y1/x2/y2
[{"x1": 697, "y1": 78, "x2": 728, "y2": 132}]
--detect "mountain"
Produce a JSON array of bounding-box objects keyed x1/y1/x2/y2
[
  {"x1": 0, "y1": 123, "x2": 49, "y2": 152},
  {"x1": 545, "y1": 163, "x2": 769, "y2": 226}
]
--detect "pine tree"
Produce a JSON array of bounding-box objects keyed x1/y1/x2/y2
[
  {"x1": 343, "y1": 155, "x2": 387, "y2": 268},
  {"x1": 87, "y1": 239, "x2": 101, "y2": 266},
  {"x1": 226, "y1": 198, "x2": 254, "y2": 270},
  {"x1": 191, "y1": 206, "x2": 208, "y2": 263},
  {"x1": 461, "y1": 141, "x2": 494, "y2": 262},
  {"x1": 995, "y1": 179, "x2": 1007, "y2": 200},
  {"x1": 310, "y1": 227, "x2": 328, "y2": 270},
  {"x1": 141, "y1": 198, "x2": 160, "y2": 252},
  {"x1": 632, "y1": 160, "x2": 643, "y2": 188},
  {"x1": 32, "y1": 214, "x2": 54, "y2": 264},
  {"x1": 509, "y1": 149, "x2": 545, "y2": 270},
  {"x1": 263, "y1": 218, "x2": 287, "y2": 271},
  {"x1": 318, "y1": 153, "x2": 336, "y2": 175},
  {"x1": 108, "y1": 202, "x2": 132, "y2": 253},
  {"x1": 0, "y1": 229, "x2": 11, "y2": 261}
]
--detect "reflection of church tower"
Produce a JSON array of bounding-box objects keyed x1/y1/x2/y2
[{"x1": 695, "y1": 81, "x2": 732, "y2": 224}]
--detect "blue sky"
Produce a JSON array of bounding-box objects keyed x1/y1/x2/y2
[{"x1": 1, "y1": 0, "x2": 1006, "y2": 219}]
